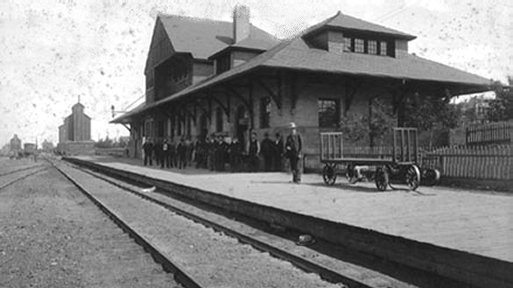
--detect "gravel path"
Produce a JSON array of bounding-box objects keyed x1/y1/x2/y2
[
  {"x1": 0, "y1": 163, "x2": 178, "y2": 288},
  {"x1": 59, "y1": 162, "x2": 345, "y2": 288}
]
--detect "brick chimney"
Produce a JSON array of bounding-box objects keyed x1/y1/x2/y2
[{"x1": 233, "y1": 5, "x2": 250, "y2": 43}]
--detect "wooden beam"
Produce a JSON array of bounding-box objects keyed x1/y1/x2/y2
[
  {"x1": 182, "y1": 103, "x2": 197, "y2": 126},
  {"x1": 223, "y1": 85, "x2": 251, "y2": 111},
  {"x1": 255, "y1": 78, "x2": 282, "y2": 111},
  {"x1": 249, "y1": 80, "x2": 254, "y2": 128},
  {"x1": 211, "y1": 94, "x2": 230, "y2": 119},
  {"x1": 121, "y1": 123, "x2": 131, "y2": 133},
  {"x1": 290, "y1": 73, "x2": 298, "y2": 115}
]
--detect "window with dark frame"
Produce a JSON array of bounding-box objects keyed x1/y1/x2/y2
[
  {"x1": 216, "y1": 55, "x2": 231, "y2": 74},
  {"x1": 260, "y1": 97, "x2": 271, "y2": 128},
  {"x1": 318, "y1": 99, "x2": 339, "y2": 128},
  {"x1": 368, "y1": 40, "x2": 377, "y2": 55},
  {"x1": 343, "y1": 37, "x2": 352, "y2": 52},
  {"x1": 380, "y1": 41, "x2": 388, "y2": 56},
  {"x1": 341, "y1": 36, "x2": 391, "y2": 57},
  {"x1": 216, "y1": 107, "x2": 223, "y2": 132},
  {"x1": 354, "y1": 38, "x2": 365, "y2": 53}
]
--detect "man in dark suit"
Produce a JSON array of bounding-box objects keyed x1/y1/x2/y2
[
  {"x1": 285, "y1": 123, "x2": 302, "y2": 183},
  {"x1": 142, "y1": 137, "x2": 153, "y2": 166}
]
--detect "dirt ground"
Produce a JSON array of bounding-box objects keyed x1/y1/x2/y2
[{"x1": 0, "y1": 161, "x2": 176, "y2": 288}]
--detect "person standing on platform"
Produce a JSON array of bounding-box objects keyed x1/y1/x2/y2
[
  {"x1": 177, "y1": 137, "x2": 187, "y2": 169},
  {"x1": 154, "y1": 138, "x2": 162, "y2": 167},
  {"x1": 285, "y1": 122, "x2": 302, "y2": 183},
  {"x1": 207, "y1": 135, "x2": 216, "y2": 171},
  {"x1": 142, "y1": 137, "x2": 154, "y2": 166},
  {"x1": 260, "y1": 132, "x2": 274, "y2": 172},
  {"x1": 229, "y1": 137, "x2": 242, "y2": 172},
  {"x1": 273, "y1": 132, "x2": 284, "y2": 171},
  {"x1": 185, "y1": 136, "x2": 192, "y2": 168},
  {"x1": 161, "y1": 138, "x2": 170, "y2": 168},
  {"x1": 247, "y1": 131, "x2": 260, "y2": 172},
  {"x1": 169, "y1": 138, "x2": 176, "y2": 168},
  {"x1": 213, "y1": 135, "x2": 224, "y2": 171}
]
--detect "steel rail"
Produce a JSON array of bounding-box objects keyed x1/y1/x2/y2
[
  {"x1": 0, "y1": 164, "x2": 45, "y2": 177},
  {"x1": 47, "y1": 159, "x2": 203, "y2": 288},
  {"x1": 71, "y1": 162, "x2": 372, "y2": 288},
  {"x1": 0, "y1": 167, "x2": 48, "y2": 191}
]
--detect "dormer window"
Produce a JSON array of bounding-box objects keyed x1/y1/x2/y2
[
  {"x1": 216, "y1": 54, "x2": 231, "y2": 74},
  {"x1": 354, "y1": 38, "x2": 364, "y2": 53},
  {"x1": 379, "y1": 41, "x2": 387, "y2": 56},
  {"x1": 368, "y1": 40, "x2": 377, "y2": 55},
  {"x1": 340, "y1": 35, "x2": 393, "y2": 57},
  {"x1": 343, "y1": 37, "x2": 351, "y2": 52}
]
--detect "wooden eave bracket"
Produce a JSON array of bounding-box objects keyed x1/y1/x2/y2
[
  {"x1": 121, "y1": 123, "x2": 132, "y2": 133},
  {"x1": 255, "y1": 78, "x2": 282, "y2": 111}
]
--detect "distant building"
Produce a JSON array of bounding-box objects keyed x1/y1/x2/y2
[
  {"x1": 9, "y1": 134, "x2": 21, "y2": 152},
  {"x1": 41, "y1": 139, "x2": 55, "y2": 152},
  {"x1": 23, "y1": 143, "x2": 36, "y2": 154},
  {"x1": 59, "y1": 102, "x2": 91, "y2": 143},
  {"x1": 57, "y1": 101, "x2": 94, "y2": 155},
  {"x1": 457, "y1": 95, "x2": 492, "y2": 125}
]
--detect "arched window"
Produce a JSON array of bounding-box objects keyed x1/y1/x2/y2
[{"x1": 216, "y1": 107, "x2": 223, "y2": 132}]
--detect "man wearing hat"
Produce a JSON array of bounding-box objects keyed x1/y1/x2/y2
[{"x1": 285, "y1": 122, "x2": 302, "y2": 183}]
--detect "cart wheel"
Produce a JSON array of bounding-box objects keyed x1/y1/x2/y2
[
  {"x1": 346, "y1": 164, "x2": 358, "y2": 184},
  {"x1": 322, "y1": 164, "x2": 337, "y2": 185},
  {"x1": 421, "y1": 168, "x2": 440, "y2": 186},
  {"x1": 375, "y1": 167, "x2": 389, "y2": 191},
  {"x1": 405, "y1": 165, "x2": 421, "y2": 191}
]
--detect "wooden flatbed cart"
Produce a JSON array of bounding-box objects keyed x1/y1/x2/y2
[{"x1": 320, "y1": 128, "x2": 439, "y2": 191}]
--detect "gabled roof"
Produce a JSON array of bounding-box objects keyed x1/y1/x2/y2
[
  {"x1": 113, "y1": 12, "x2": 491, "y2": 123},
  {"x1": 158, "y1": 14, "x2": 279, "y2": 60},
  {"x1": 309, "y1": 11, "x2": 416, "y2": 40}
]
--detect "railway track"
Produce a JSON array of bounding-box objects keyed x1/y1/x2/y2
[
  {"x1": 0, "y1": 164, "x2": 48, "y2": 191},
  {"x1": 50, "y1": 157, "x2": 436, "y2": 288},
  {"x1": 46, "y1": 158, "x2": 198, "y2": 288},
  {"x1": 47, "y1": 158, "x2": 364, "y2": 288},
  {"x1": 0, "y1": 163, "x2": 45, "y2": 177}
]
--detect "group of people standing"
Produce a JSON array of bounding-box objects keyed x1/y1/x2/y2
[{"x1": 140, "y1": 122, "x2": 303, "y2": 183}]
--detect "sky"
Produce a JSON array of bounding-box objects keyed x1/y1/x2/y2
[{"x1": 0, "y1": 0, "x2": 512, "y2": 146}]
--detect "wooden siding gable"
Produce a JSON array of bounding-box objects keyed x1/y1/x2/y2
[{"x1": 144, "y1": 17, "x2": 176, "y2": 74}]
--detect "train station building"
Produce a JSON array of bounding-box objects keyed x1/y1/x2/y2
[{"x1": 113, "y1": 6, "x2": 491, "y2": 163}]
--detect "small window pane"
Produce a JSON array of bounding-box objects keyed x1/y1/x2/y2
[
  {"x1": 354, "y1": 39, "x2": 364, "y2": 53},
  {"x1": 380, "y1": 41, "x2": 388, "y2": 56},
  {"x1": 343, "y1": 37, "x2": 352, "y2": 52},
  {"x1": 368, "y1": 40, "x2": 377, "y2": 55},
  {"x1": 318, "y1": 99, "x2": 339, "y2": 128}
]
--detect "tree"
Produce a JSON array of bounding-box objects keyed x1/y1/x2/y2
[
  {"x1": 404, "y1": 94, "x2": 461, "y2": 130},
  {"x1": 486, "y1": 77, "x2": 513, "y2": 122}
]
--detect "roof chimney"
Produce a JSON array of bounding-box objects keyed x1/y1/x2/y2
[{"x1": 233, "y1": 5, "x2": 250, "y2": 43}]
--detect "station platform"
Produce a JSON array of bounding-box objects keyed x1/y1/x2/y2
[{"x1": 65, "y1": 155, "x2": 512, "y2": 287}]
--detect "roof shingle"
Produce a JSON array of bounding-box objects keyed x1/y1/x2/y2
[{"x1": 158, "y1": 14, "x2": 278, "y2": 60}]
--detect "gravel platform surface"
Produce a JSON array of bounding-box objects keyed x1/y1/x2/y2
[{"x1": 0, "y1": 161, "x2": 178, "y2": 288}]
